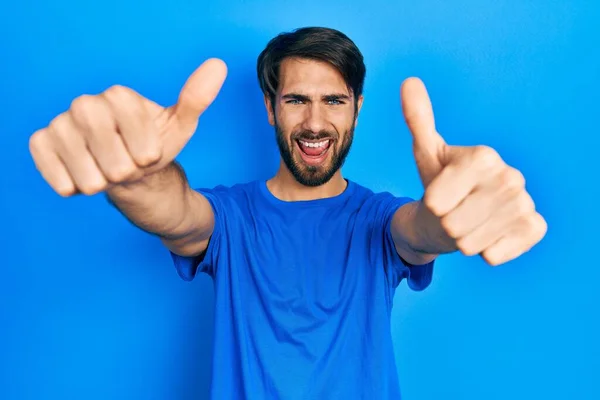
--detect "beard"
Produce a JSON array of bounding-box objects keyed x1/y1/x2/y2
[{"x1": 274, "y1": 122, "x2": 354, "y2": 187}]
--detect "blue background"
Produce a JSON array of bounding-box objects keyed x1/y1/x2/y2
[{"x1": 1, "y1": 1, "x2": 598, "y2": 399}]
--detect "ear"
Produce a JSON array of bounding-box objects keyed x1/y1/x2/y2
[
  {"x1": 354, "y1": 94, "x2": 364, "y2": 126},
  {"x1": 264, "y1": 94, "x2": 275, "y2": 126}
]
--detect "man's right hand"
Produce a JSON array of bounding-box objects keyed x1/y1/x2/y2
[{"x1": 29, "y1": 58, "x2": 228, "y2": 197}]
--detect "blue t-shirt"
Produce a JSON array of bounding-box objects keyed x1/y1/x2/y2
[{"x1": 170, "y1": 179, "x2": 434, "y2": 399}]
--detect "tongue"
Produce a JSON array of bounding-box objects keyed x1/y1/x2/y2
[
  {"x1": 300, "y1": 141, "x2": 329, "y2": 156},
  {"x1": 303, "y1": 146, "x2": 323, "y2": 156}
]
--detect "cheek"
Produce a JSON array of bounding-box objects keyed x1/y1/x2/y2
[
  {"x1": 333, "y1": 120, "x2": 355, "y2": 140},
  {"x1": 329, "y1": 109, "x2": 356, "y2": 128},
  {"x1": 277, "y1": 105, "x2": 304, "y2": 123},
  {"x1": 275, "y1": 122, "x2": 295, "y2": 144},
  {"x1": 276, "y1": 114, "x2": 298, "y2": 135}
]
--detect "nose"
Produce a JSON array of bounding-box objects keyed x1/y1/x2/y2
[{"x1": 301, "y1": 103, "x2": 328, "y2": 134}]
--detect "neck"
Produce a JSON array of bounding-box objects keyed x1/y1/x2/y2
[{"x1": 267, "y1": 163, "x2": 347, "y2": 202}]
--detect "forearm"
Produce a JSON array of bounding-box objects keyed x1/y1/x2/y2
[
  {"x1": 391, "y1": 200, "x2": 456, "y2": 264},
  {"x1": 106, "y1": 162, "x2": 200, "y2": 239}
]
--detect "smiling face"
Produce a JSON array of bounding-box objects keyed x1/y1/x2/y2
[{"x1": 265, "y1": 57, "x2": 363, "y2": 187}]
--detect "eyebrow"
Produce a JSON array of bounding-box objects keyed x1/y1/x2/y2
[{"x1": 281, "y1": 93, "x2": 352, "y2": 102}]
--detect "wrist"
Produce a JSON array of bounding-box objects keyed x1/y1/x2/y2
[
  {"x1": 107, "y1": 162, "x2": 183, "y2": 196},
  {"x1": 412, "y1": 198, "x2": 457, "y2": 254}
]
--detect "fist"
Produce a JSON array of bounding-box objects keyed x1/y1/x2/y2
[
  {"x1": 29, "y1": 58, "x2": 227, "y2": 196},
  {"x1": 401, "y1": 78, "x2": 547, "y2": 266}
]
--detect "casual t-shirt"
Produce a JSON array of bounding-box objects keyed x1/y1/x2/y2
[{"x1": 170, "y1": 179, "x2": 434, "y2": 399}]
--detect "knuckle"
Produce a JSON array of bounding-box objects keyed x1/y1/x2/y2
[
  {"x1": 515, "y1": 192, "x2": 535, "y2": 215},
  {"x1": 422, "y1": 193, "x2": 443, "y2": 217},
  {"x1": 105, "y1": 164, "x2": 138, "y2": 183},
  {"x1": 515, "y1": 213, "x2": 547, "y2": 250},
  {"x1": 70, "y1": 95, "x2": 97, "y2": 116},
  {"x1": 103, "y1": 84, "x2": 148, "y2": 128},
  {"x1": 104, "y1": 84, "x2": 133, "y2": 101},
  {"x1": 501, "y1": 167, "x2": 526, "y2": 191},
  {"x1": 518, "y1": 214, "x2": 537, "y2": 234},
  {"x1": 29, "y1": 129, "x2": 45, "y2": 153},
  {"x1": 536, "y1": 214, "x2": 548, "y2": 238},
  {"x1": 49, "y1": 113, "x2": 72, "y2": 139},
  {"x1": 56, "y1": 184, "x2": 77, "y2": 197},
  {"x1": 482, "y1": 251, "x2": 502, "y2": 267},
  {"x1": 456, "y1": 240, "x2": 477, "y2": 256},
  {"x1": 133, "y1": 147, "x2": 162, "y2": 167},
  {"x1": 473, "y1": 145, "x2": 500, "y2": 170},
  {"x1": 439, "y1": 216, "x2": 460, "y2": 239},
  {"x1": 78, "y1": 181, "x2": 106, "y2": 195}
]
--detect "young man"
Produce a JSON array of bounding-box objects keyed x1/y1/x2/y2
[{"x1": 29, "y1": 27, "x2": 546, "y2": 399}]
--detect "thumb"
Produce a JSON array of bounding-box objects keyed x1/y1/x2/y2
[
  {"x1": 173, "y1": 58, "x2": 228, "y2": 126},
  {"x1": 401, "y1": 77, "x2": 447, "y2": 186},
  {"x1": 401, "y1": 77, "x2": 445, "y2": 153}
]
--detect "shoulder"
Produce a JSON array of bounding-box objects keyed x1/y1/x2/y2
[
  {"x1": 191, "y1": 180, "x2": 264, "y2": 216},
  {"x1": 347, "y1": 180, "x2": 415, "y2": 219},
  {"x1": 348, "y1": 180, "x2": 411, "y2": 204},
  {"x1": 193, "y1": 180, "x2": 260, "y2": 199}
]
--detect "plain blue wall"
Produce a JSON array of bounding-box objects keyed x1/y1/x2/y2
[{"x1": 1, "y1": 1, "x2": 598, "y2": 399}]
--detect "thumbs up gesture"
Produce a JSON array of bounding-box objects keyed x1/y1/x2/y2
[
  {"x1": 29, "y1": 58, "x2": 228, "y2": 197},
  {"x1": 400, "y1": 78, "x2": 547, "y2": 266}
]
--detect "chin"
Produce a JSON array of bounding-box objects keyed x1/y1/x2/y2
[{"x1": 291, "y1": 156, "x2": 339, "y2": 187}]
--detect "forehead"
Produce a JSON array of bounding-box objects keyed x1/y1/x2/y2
[{"x1": 278, "y1": 57, "x2": 351, "y2": 96}]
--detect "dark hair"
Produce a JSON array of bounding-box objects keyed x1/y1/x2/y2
[{"x1": 257, "y1": 27, "x2": 366, "y2": 108}]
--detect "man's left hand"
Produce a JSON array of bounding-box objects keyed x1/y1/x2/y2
[{"x1": 400, "y1": 77, "x2": 547, "y2": 266}]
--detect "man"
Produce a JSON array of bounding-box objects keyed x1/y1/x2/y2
[{"x1": 29, "y1": 27, "x2": 546, "y2": 399}]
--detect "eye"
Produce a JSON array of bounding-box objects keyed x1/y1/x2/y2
[
  {"x1": 287, "y1": 99, "x2": 304, "y2": 105},
  {"x1": 327, "y1": 99, "x2": 342, "y2": 105}
]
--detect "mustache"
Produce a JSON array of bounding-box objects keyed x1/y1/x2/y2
[{"x1": 291, "y1": 130, "x2": 337, "y2": 141}]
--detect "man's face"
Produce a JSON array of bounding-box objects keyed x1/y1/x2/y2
[{"x1": 265, "y1": 58, "x2": 363, "y2": 187}]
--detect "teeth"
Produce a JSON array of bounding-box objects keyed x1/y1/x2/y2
[{"x1": 300, "y1": 140, "x2": 329, "y2": 148}]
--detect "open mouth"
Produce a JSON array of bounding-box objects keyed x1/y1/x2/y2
[{"x1": 295, "y1": 139, "x2": 332, "y2": 166}]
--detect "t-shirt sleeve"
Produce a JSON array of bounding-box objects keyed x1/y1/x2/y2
[
  {"x1": 377, "y1": 194, "x2": 435, "y2": 292},
  {"x1": 169, "y1": 186, "x2": 227, "y2": 281}
]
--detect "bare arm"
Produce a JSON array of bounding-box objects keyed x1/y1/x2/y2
[
  {"x1": 391, "y1": 201, "x2": 443, "y2": 266},
  {"x1": 106, "y1": 162, "x2": 215, "y2": 257}
]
